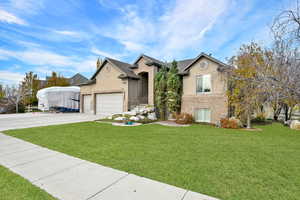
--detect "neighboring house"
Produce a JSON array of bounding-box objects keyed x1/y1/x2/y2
[
  {"x1": 79, "y1": 53, "x2": 230, "y2": 124},
  {"x1": 39, "y1": 73, "x2": 88, "y2": 87},
  {"x1": 68, "y1": 73, "x2": 89, "y2": 86}
]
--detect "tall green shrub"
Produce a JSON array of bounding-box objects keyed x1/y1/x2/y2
[
  {"x1": 166, "y1": 61, "x2": 182, "y2": 115},
  {"x1": 154, "y1": 66, "x2": 168, "y2": 120}
]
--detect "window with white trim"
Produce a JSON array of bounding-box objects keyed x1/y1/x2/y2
[
  {"x1": 195, "y1": 109, "x2": 211, "y2": 123},
  {"x1": 196, "y1": 74, "x2": 211, "y2": 93}
]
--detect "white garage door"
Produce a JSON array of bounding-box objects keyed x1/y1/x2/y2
[
  {"x1": 96, "y1": 93, "x2": 124, "y2": 115},
  {"x1": 83, "y1": 95, "x2": 92, "y2": 114}
]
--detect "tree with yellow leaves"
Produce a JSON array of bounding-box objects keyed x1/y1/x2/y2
[
  {"x1": 46, "y1": 72, "x2": 70, "y2": 87},
  {"x1": 228, "y1": 42, "x2": 268, "y2": 128}
]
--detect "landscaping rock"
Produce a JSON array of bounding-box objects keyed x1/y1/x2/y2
[
  {"x1": 147, "y1": 113, "x2": 157, "y2": 120},
  {"x1": 290, "y1": 120, "x2": 300, "y2": 130},
  {"x1": 132, "y1": 105, "x2": 154, "y2": 115},
  {"x1": 216, "y1": 120, "x2": 221, "y2": 128},
  {"x1": 123, "y1": 111, "x2": 136, "y2": 116},
  {"x1": 107, "y1": 104, "x2": 155, "y2": 123},
  {"x1": 114, "y1": 117, "x2": 125, "y2": 121},
  {"x1": 137, "y1": 115, "x2": 145, "y2": 120},
  {"x1": 129, "y1": 116, "x2": 139, "y2": 121},
  {"x1": 284, "y1": 120, "x2": 292, "y2": 126}
]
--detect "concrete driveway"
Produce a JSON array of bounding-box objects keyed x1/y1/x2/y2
[{"x1": 0, "y1": 113, "x2": 101, "y2": 131}]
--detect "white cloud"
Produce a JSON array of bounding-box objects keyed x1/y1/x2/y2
[
  {"x1": 0, "y1": 47, "x2": 97, "y2": 79},
  {"x1": 0, "y1": 48, "x2": 72, "y2": 66},
  {"x1": 15, "y1": 40, "x2": 42, "y2": 48},
  {"x1": 0, "y1": 9, "x2": 27, "y2": 25},
  {"x1": 21, "y1": 50, "x2": 72, "y2": 66},
  {"x1": 0, "y1": 70, "x2": 24, "y2": 85},
  {"x1": 158, "y1": 0, "x2": 228, "y2": 57},
  {"x1": 9, "y1": 0, "x2": 45, "y2": 15},
  {"x1": 102, "y1": 0, "x2": 229, "y2": 59},
  {"x1": 73, "y1": 56, "x2": 98, "y2": 73},
  {"x1": 91, "y1": 47, "x2": 123, "y2": 59},
  {"x1": 0, "y1": 49, "x2": 16, "y2": 59},
  {"x1": 53, "y1": 30, "x2": 81, "y2": 37},
  {"x1": 121, "y1": 40, "x2": 145, "y2": 52}
]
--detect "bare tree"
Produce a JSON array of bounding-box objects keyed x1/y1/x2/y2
[
  {"x1": 268, "y1": 8, "x2": 300, "y2": 120},
  {"x1": 273, "y1": 0, "x2": 300, "y2": 42},
  {"x1": 5, "y1": 84, "x2": 26, "y2": 113}
]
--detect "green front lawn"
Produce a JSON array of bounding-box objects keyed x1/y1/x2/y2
[
  {"x1": 4, "y1": 122, "x2": 300, "y2": 200},
  {"x1": 0, "y1": 166, "x2": 55, "y2": 200}
]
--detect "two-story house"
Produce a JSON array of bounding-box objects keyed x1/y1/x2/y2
[{"x1": 79, "y1": 53, "x2": 230, "y2": 124}]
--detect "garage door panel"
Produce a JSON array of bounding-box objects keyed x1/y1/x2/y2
[
  {"x1": 96, "y1": 93, "x2": 123, "y2": 115},
  {"x1": 83, "y1": 95, "x2": 92, "y2": 114}
]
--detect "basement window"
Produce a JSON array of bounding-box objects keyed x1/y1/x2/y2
[{"x1": 195, "y1": 109, "x2": 211, "y2": 123}]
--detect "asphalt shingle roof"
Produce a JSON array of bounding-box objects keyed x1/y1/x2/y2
[
  {"x1": 106, "y1": 58, "x2": 140, "y2": 79},
  {"x1": 176, "y1": 58, "x2": 195, "y2": 72},
  {"x1": 88, "y1": 52, "x2": 231, "y2": 84},
  {"x1": 69, "y1": 73, "x2": 89, "y2": 86}
]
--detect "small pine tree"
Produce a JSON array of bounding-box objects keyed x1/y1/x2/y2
[
  {"x1": 154, "y1": 66, "x2": 168, "y2": 120},
  {"x1": 166, "y1": 61, "x2": 182, "y2": 115}
]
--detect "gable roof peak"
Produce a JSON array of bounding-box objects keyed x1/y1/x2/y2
[
  {"x1": 91, "y1": 57, "x2": 139, "y2": 80},
  {"x1": 181, "y1": 52, "x2": 231, "y2": 73},
  {"x1": 132, "y1": 54, "x2": 164, "y2": 68}
]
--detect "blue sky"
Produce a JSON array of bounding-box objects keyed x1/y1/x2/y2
[{"x1": 0, "y1": 0, "x2": 295, "y2": 85}]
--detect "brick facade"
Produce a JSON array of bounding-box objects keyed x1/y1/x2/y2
[
  {"x1": 181, "y1": 57, "x2": 229, "y2": 124},
  {"x1": 181, "y1": 94, "x2": 228, "y2": 124}
]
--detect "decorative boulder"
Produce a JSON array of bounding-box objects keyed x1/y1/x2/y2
[
  {"x1": 290, "y1": 120, "x2": 300, "y2": 130},
  {"x1": 137, "y1": 115, "x2": 145, "y2": 120},
  {"x1": 129, "y1": 116, "x2": 139, "y2": 121},
  {"x1": 147, "y1": 113, "x2": 157, "y2": 120},
  {"x1": 114, "y1": 117, "x2": 125, "y2": 121},
  {"x1": 216, "y1": 120, "x2": 221, "y2": 128},
  {"x1": 123, "y1": 111, "x2": 136, "y2": 116},
  {"x1": 284, "y1": 120, "x2": 292, "y2": 126}
]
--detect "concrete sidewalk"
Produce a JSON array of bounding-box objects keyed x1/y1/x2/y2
[{"x1": 0, "y1": 133, "x2": 219, "y2": 200}]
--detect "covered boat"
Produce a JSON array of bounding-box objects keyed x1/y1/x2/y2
[{"x1": 37, "y1": 86, "x2": 80, "y2": 112}]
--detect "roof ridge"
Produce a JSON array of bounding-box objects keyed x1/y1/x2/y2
[
  {"x1": 182, "y1": 52, "x2": 230, "y2": 72},
  {"x1": 106, "y1": 57, "x2": 132, "y2": 66},
  {"x1": 105, "y1": 57, "x2": 139, "y2": 79}
]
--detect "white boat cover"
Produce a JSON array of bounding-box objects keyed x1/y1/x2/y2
[{"x1": 37, "y1": 86, "x2": 80, "y2": 111}]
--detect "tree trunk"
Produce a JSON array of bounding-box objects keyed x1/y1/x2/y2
[
  {"x1": 284, "y1": 104, "x2": 289, "y2": 121},
  {"x1": 16, "y1": 102, "x2": 18, "y2": 113},
  {"x1": 288, "y1": 106, "x2": 294, "y2": 120},
  {"x1": 247, "y1": 113, "x2": 251, "y2": 129},
  {"x1": 273, "y1": 104, "x2": 282, "y2": 121}
]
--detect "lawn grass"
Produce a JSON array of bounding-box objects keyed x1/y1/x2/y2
[
  {"x1": 0, "y1": 165, "x2": 55, "y2": 200},
  {"x1": 4, "y1": 122, "x2": 300, "y2": 200}
]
